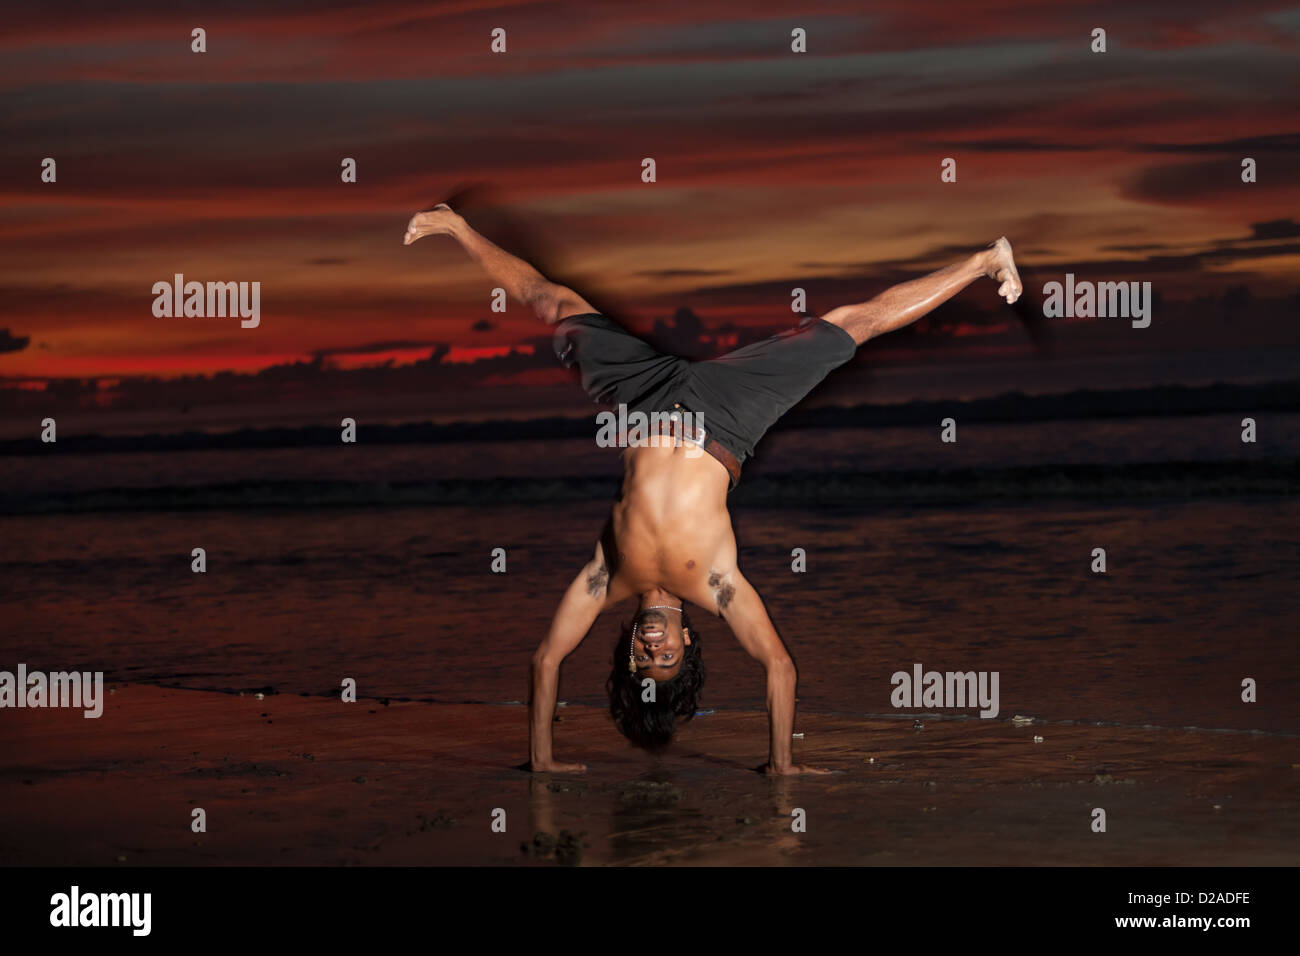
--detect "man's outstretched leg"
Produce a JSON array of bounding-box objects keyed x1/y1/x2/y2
[
  {"x1": 404, "y1": 203, "x2": 594, "y2": 325},
  {"x1": 822, "y1": 238, "x2": 1022, "y2": 344}
]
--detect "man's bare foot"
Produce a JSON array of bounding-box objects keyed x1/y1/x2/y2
[
  {"x1": 527, "y1": 759, "x2": 590, "y2": 775},
  {"x1": 984, "y1": 237, "x2": 1022, "y2": 304},
  {"x1": 759, "y1": 762, "x2": 835, "y2": 775},
  {"x1": 529, "y1": 759, "x2": 587, "y2": 773},
  {"x1": 403, "y1": 203, "x2": 464, "y2": 245}
]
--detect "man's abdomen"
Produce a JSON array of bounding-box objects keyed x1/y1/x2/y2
[{"x1": 612, "y1": 446, "x2": 733, "y2": 594}]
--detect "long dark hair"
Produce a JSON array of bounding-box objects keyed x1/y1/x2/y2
[{"x1": 606, "y1": 607, "x2": 706, "y2": 750}]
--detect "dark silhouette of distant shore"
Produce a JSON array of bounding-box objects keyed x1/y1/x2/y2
[{"x1": 2, "y1": 379, "x2": 1296, "y2": 456}]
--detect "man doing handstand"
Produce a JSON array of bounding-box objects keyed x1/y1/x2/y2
[{"x1": 404, "y1": 203, "x2": 1022, "y2": 774}]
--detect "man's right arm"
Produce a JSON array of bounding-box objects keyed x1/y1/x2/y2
[{"x1": 529, "y1": 542, "x2": 624, "y2": 772}]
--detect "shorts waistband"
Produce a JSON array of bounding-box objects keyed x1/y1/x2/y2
[{"x1": 660, "y1": 401, "x2": 741, "y2": 489}]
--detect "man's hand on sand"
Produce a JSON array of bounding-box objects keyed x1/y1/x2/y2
[
  {"x1": 984, "y1": 236, "x2": 1023, "y2": 305},
  {"x1": 760, "y1": 763, "x2": 834, "y2": 775},
  {"x1": 403, "y1": 204, "x2": 462, "y2": 245},
  {"x1": 529, "y1": 759, "x2": 587, "y2": 773}
]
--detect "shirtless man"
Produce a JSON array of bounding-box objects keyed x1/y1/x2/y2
[{"x1": 404, "y1": 203, "x2": 1022, "y2": 774}]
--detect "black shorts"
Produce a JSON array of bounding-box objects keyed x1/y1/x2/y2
[{"x1": 553, "y1": 312, "x2": 857, "y2": 488}]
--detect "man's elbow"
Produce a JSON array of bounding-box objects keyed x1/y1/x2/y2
[
  {"x1": 768, "y1": 654, "x2": 796, "y2": 680},
  {"x1": 532, "y1": 646, "x2": 561, "y2": 674}
]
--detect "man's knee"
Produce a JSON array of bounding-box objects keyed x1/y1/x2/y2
[
  {"x1": 822, "y1": 304, "x2": 875, "y2": 344},
  {"x1": 532, "y1": 283, "x2": 594, "y2": 325}
]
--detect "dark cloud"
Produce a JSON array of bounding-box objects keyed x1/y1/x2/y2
[
  {"x1": 1134, "y1": 132, "x2": 1300, "y2": 154},
  {"x1": 635, "y1": 268, "x2": 733, "y2": 279},
  {"x1": 659, "y1": 229, "x2": 1300, "y2": 317},
  {"x1": 1122, "y1": 159, "x2": 1245, "y2": 203},
  {"x1": 944, "y1": 139, "x2": 1099, "y2": 153},
  {"x1": 0, "y1": 328, "x2": 31, "y2": 354},
  {"x1": 0, "y1": 335, "x2": 556, "y2": 416},
  {"x1": 312, "y1": 339, "x2": 448, "y2": 358},
  {"x1": 1118, "y1": 133, "x2": 1299, "y2": 205},
  {"x1": 1249, "y1": 218, "x2": 1300, "y2": 240},
  {"x1": 1100, "y1": 243, "x2": 1171, "y2": 252}
]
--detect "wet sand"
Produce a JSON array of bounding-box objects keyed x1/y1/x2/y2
[{"x1": 2, "y1": 684, "x2": 1296, "y2": 866}]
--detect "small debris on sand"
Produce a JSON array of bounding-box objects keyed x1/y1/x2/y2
[
  {"x1": 616, "y1": 779, "x2": 683, "y2": 806},
  {"x1": 415, "y1": 813, "x2": 456, "y2": 831},
  {"x1": 546, "y1": 780, "x2": 585, "y2": 794},
  {"x1": 521, "y1": 829, "x2": 584, "y2": 866}
]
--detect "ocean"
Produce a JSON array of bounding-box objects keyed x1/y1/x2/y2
[{"x1": 3, "y1": 412, "x2": 1296, "y2": 736}]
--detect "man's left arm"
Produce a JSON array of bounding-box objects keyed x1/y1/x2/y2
[{"x1": 717, "y1": 573, "x2": 831, "y2": 775}]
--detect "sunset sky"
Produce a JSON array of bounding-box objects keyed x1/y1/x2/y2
[{"x1": 2, "y1": 0, "x2": 1298, "y2": 403}]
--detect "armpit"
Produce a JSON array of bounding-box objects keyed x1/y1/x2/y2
[
  {"x1": 586, "y1": 563, "x2": 609, "y2": 598},
  {"x1": 707, "y1": 570, "x2": 736, "y2": 612}
]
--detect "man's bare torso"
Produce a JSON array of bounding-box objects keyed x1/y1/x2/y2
[{"x1": 602, "y1": 439, "x2": 738, "y2": 614}]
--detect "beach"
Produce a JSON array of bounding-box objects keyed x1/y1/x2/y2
[
  {"x1": 2, "y1": 684, "x2": 1296, "y2": 866},
  {"x1": 2, "y1": 409, "x2": 1297, "y2": 866}
]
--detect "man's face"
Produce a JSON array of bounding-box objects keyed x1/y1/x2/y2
[{"x1": 633, "y1": 610, "x2": 691, "y2": 680}]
